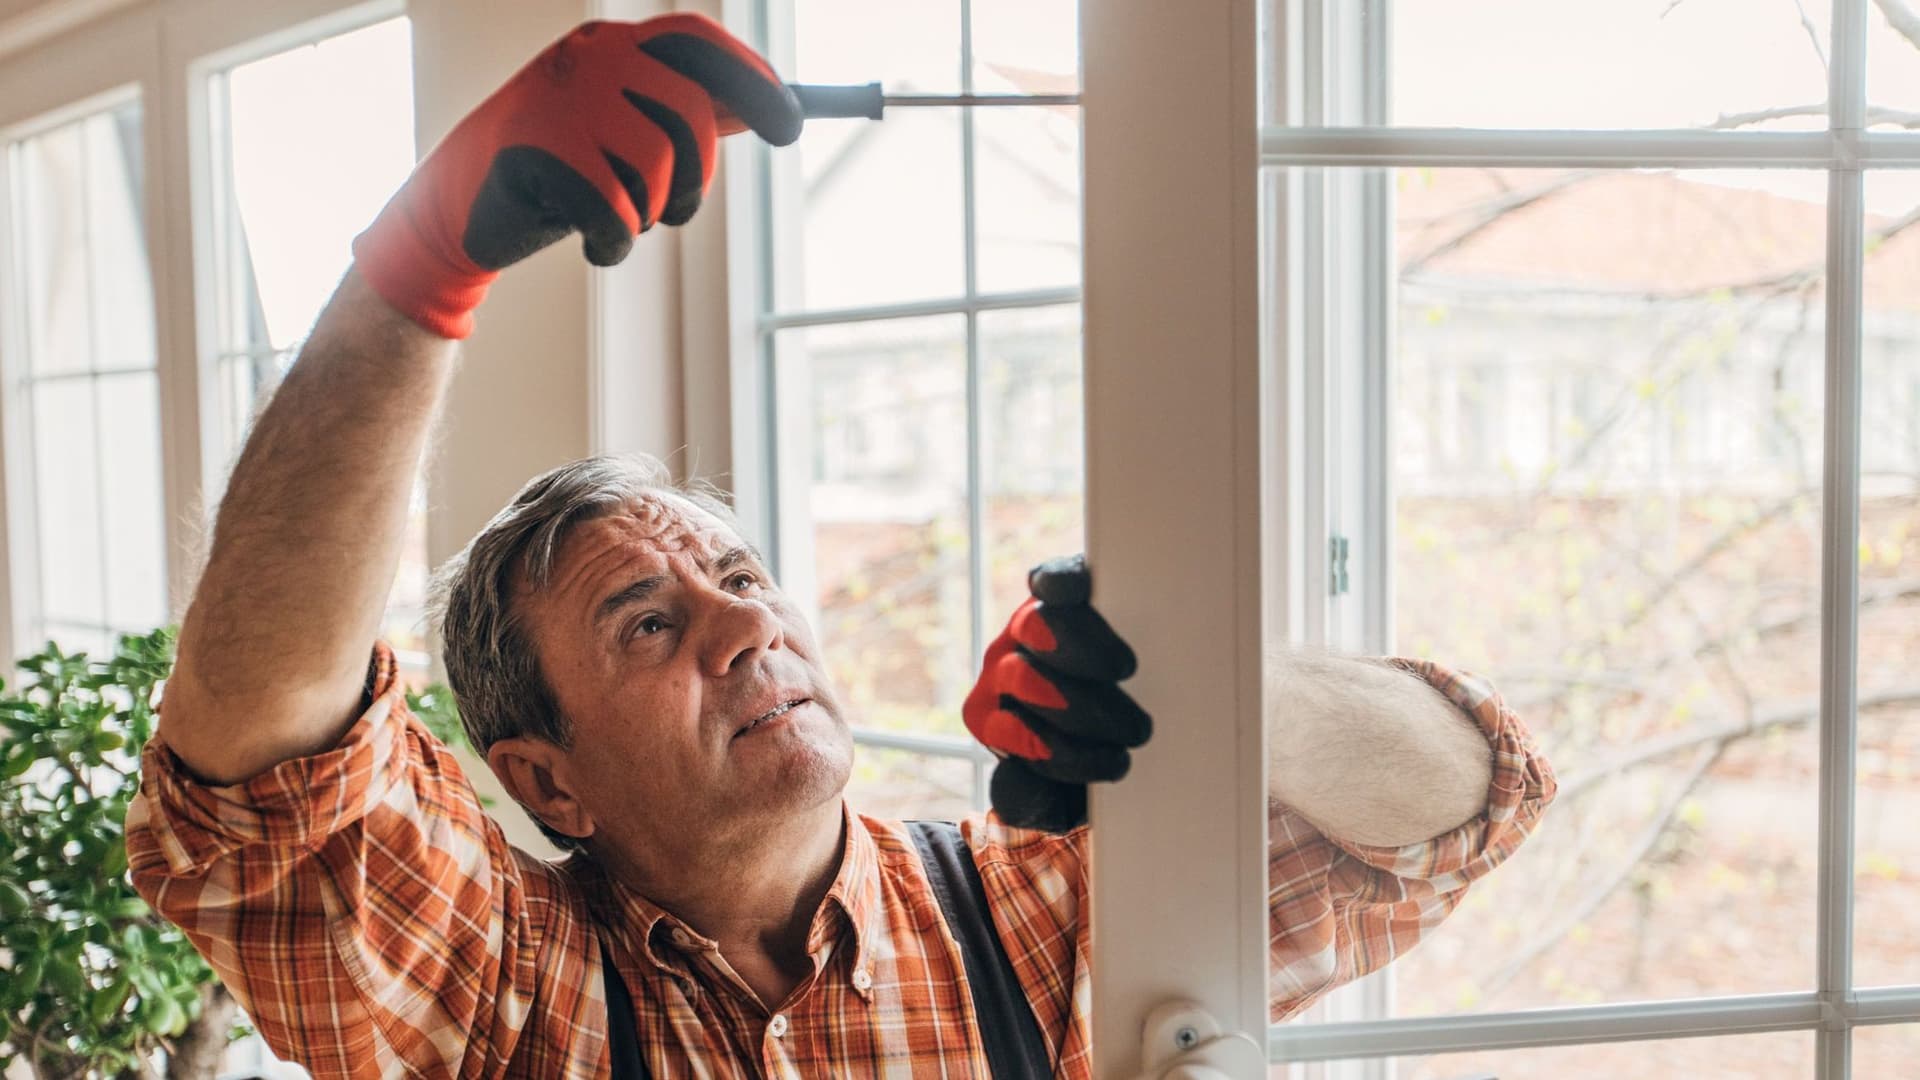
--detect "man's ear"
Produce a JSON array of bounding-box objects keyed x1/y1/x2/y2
[{"x1": 487, "y1": 736, "x2": 596, "y2": 842}]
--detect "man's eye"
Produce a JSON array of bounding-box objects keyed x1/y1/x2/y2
[
  {"x1": 635, "y1": 615, "x2": 668, "y2": 636},
  {"x1": 726, "y1": 572, "x2": 760, "y2": 593}
]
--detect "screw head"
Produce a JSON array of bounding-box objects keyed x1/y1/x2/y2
[{"x1": 1173, "y1": 1026, "x2": 1201, "y2": 1050}]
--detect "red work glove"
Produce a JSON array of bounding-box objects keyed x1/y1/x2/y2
[
  {"x1": 963, "y1": 555, "x2": 1152, "y2": 832},
  {"x1": 353, "y1": 15, "x2": 800, "y2": 338}
]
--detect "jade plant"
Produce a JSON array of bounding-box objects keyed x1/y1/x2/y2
[{"x1": 0, "y1": 627, "x2": 465, "y2": 1077}]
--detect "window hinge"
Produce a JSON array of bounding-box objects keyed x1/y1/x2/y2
[{"x1": 1329, "y1": 534, "x2": 1351, "y2": 597}]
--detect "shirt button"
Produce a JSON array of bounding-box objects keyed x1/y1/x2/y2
[
  {"x1": 768, "y1": 1013, "x2": 789, "y2": 1038},
  {"x1": 669, "y1": 928, "x2": 694, "y2": 949},
  {"x1": 851, "y1": 968, "x2": 872, "y2": 992}
]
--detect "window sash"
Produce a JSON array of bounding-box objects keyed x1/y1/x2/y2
[
  {"x1": 746, "y1": 0, "x2": 1086, "y2": 813},
  {"x1": 1270, "y1": 0, "x2": 1914, "y2": 1075}
]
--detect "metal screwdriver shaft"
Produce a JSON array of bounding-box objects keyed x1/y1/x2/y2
[{"x1": 786, "y1": 83, "x2": 1082, "y2": 121}]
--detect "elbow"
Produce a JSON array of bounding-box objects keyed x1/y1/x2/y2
[
  {"x1": 1276, "y1": 746, "x2": 1491, "y2": 849},
  {"x1": 1267, "y1": 651, "x2": 1498, "y2": 847}
]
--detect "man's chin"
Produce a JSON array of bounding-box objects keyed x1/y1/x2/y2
[{"x1": 728, "y1": 709, "x2": 854, "y2": 809}]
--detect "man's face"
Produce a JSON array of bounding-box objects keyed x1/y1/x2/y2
[{"x1": 518, "y1": 492, "x2": 853, "y2": 852}]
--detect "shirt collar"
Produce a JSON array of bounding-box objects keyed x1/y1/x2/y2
[{"x1": 815, "y1": 802, "x2": 886, "y2": 981}]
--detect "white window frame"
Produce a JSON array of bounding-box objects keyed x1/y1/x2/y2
[
  {"x1": 727, "y1": 0, "x2": 1083, "y2": 811},
  {"x1": 0, "y1": 84, "x2": 156, "y2": 660},
  {"x1": 0, "y1": 0, "x2": 418, "y2": 671},
  {"x1": 185, "y1": 0, "x2": 410, "y2": 501},
  {"x1": 0, "y1": 12, "x2": 167, "y2": 670},
  {"x1": 1267, "y1": 0, "x2": 1920, "y2": 1076}
]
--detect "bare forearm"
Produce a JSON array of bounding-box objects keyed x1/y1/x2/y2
[
  {"x1": 1267, "y1": 650, "x2": 1492, "y2": 847},
  {"x1": 166, "y1": 269, "x2": 456, "y2": 783}
]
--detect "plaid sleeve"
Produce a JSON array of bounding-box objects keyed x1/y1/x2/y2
[
  {"x1": 125, "y1": 643, "x2": 559, "y2": 1077},
  {"x1": 1268, "y1": 659, "x2": 1556, "y2": 1022}
]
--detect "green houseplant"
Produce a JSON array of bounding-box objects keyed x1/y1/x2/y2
[
  {"x1": 0, "y1": 628, "x2": 237, "y2": 1078},
  {"x1": 0, "y1": 627, "x2": 467, "y2": 1078}
]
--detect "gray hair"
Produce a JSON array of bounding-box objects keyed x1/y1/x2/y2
[{"x1": 430, "y1": 453, "x2": 741, "y2": 849}]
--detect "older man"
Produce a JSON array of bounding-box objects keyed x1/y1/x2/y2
[{"x1": 126, "y1": 15, "x2": 1554, "y2": 1079}]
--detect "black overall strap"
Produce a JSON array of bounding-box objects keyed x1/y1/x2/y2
[
  {"x1": 907, "y1": 819, "x2": 1053, "y2": 1079},
  {"x1": 601, "y1": 938, "x2": 653, "y2": 1080}
]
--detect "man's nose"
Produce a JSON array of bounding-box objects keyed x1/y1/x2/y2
[{"x1": 701, "y1": 592, "x2": 783, "y2": 677}]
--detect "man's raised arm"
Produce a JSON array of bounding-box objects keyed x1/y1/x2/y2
[
  {"x1": 159, "y1": 15, "x2": 804, "y2": 785},
  {"x1": 164, "y1": 274, "x2": 454, "y2": 784}
]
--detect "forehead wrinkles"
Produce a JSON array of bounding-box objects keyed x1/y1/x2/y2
[
  {"x1": 621, "y1": 494, "x2": 738, "y2": 558},
  {"x1": 553, "y1": 495, "x2": 737, "y2": 595},
  {"x1": 624, "y1": 494, "x2": 706, "y2": 552}
]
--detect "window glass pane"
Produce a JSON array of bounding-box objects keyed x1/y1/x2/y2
[
  {"x1": 1392, "y1": 1, "x2": 1829, "y2": 129},
  {"x1": 82, "y1": 108, "x2": 153, "y2": 372},
  {"x1": 16, "y1": 121, "x2": 94, "y2": 376},
  {"x1": 971, "y1": 0, "x2": 1077, "y2": 91},
  {"x1": 843, "y1": 745, "x2": 976, "y2": 821},
  {"x1": 95, "y1": 373, "x2": 167, "y2": 632},
  {"x1": 771, "y1": 110, "x2": 965, "y2": 313},
  {"x1": 779, "y1": 315, "x2": 971, "y2": 738},
  {"x1": 1854, "y1": 1024, "x2": 1920, "y2": 1073},
  {"x1": 1868, "y1": 1, "x2": 1920, "y2": 124},
  {"x1": 222, "y1": 18, "x2": 414, "y2": 352},
  {"x1": 31, "y1": 380, "x2": 106, "y2": 633},
  {"x1": 790, "y1": 0, "x2": 960, "y2": 93},
  {"x1": 974, "y1": 107, "x2": 1081, "y2": 294},
  {"x1": 10, "y1": 100, "x2": 157, "y2": 651},
  {"x1": 980, "y1": 304, "x2": 1083, "y2": 622},
  {"x1": 1856, "y1": 172, "x2": 1920, "y2": 990},
  {"x1": 1380, "y1": 167, "x2": 1826, "y2": 1014},
  {"x1": 1342, "y1": 1029, "x2": 1814, "y2": 1079}
]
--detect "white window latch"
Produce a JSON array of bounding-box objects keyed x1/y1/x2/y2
[{"x1": 1132, "y1": 1000, "x2": 1266, "y2": 1079}]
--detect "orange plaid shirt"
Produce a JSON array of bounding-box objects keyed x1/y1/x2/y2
[{"x1": 126, "y1": 647, "x2": 1553, "y2": 1078}]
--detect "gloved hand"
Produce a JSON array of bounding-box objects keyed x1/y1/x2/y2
[
  {"x1": 353, "y1": 15, "x2": 801, "y2": 338},
  {"x1": 963, "y1": 555, "x2": 1151, "y2": 832}
]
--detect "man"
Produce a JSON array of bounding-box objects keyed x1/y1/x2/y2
[{"x1": 125, "y1": 15, "x2": 1555, "y2": 1078}]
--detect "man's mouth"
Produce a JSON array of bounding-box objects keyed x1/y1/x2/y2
[{"x1": 736, "y1": 698, "x2": 809, "y2": 738}]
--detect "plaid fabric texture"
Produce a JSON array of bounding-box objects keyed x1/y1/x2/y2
[{"x1": 126, "y1": 645, "x2": 1553, "y2": 1078}]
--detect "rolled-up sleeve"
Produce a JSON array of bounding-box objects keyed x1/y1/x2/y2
[
  {"x1": 125, "y1": 644, "x2": 554, "y2": 1077},
  {"x1": 130, "y1": 675, "x2": 410, "y2": 875},
  {"x1": 1267, "y1": 660, "x2": 1556, "y2": 1021}
]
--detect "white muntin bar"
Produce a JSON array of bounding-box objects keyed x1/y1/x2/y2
[
  {"x1": 1269, "y1": 993, "x2": 1825, "y2": 1063},
  {"x1": 957, "y1": 0, "x2": 988, "y2": 675},
  {"x1": 1858, "y1": 132, "x2": 1920, "y2": 167},
  {"x1": 1850, "y1": 986, "x2": 1920, "y2": 1026},
  {"x1": 1816, "y1": 0, "x2": 1870, "y2": 1075},
  {"x1": 1262, "y1": 126, "x2": 1839, "y2": 169},
  {"x1": 851, "y1": 726, "x2": 997, "y2": 763}
]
